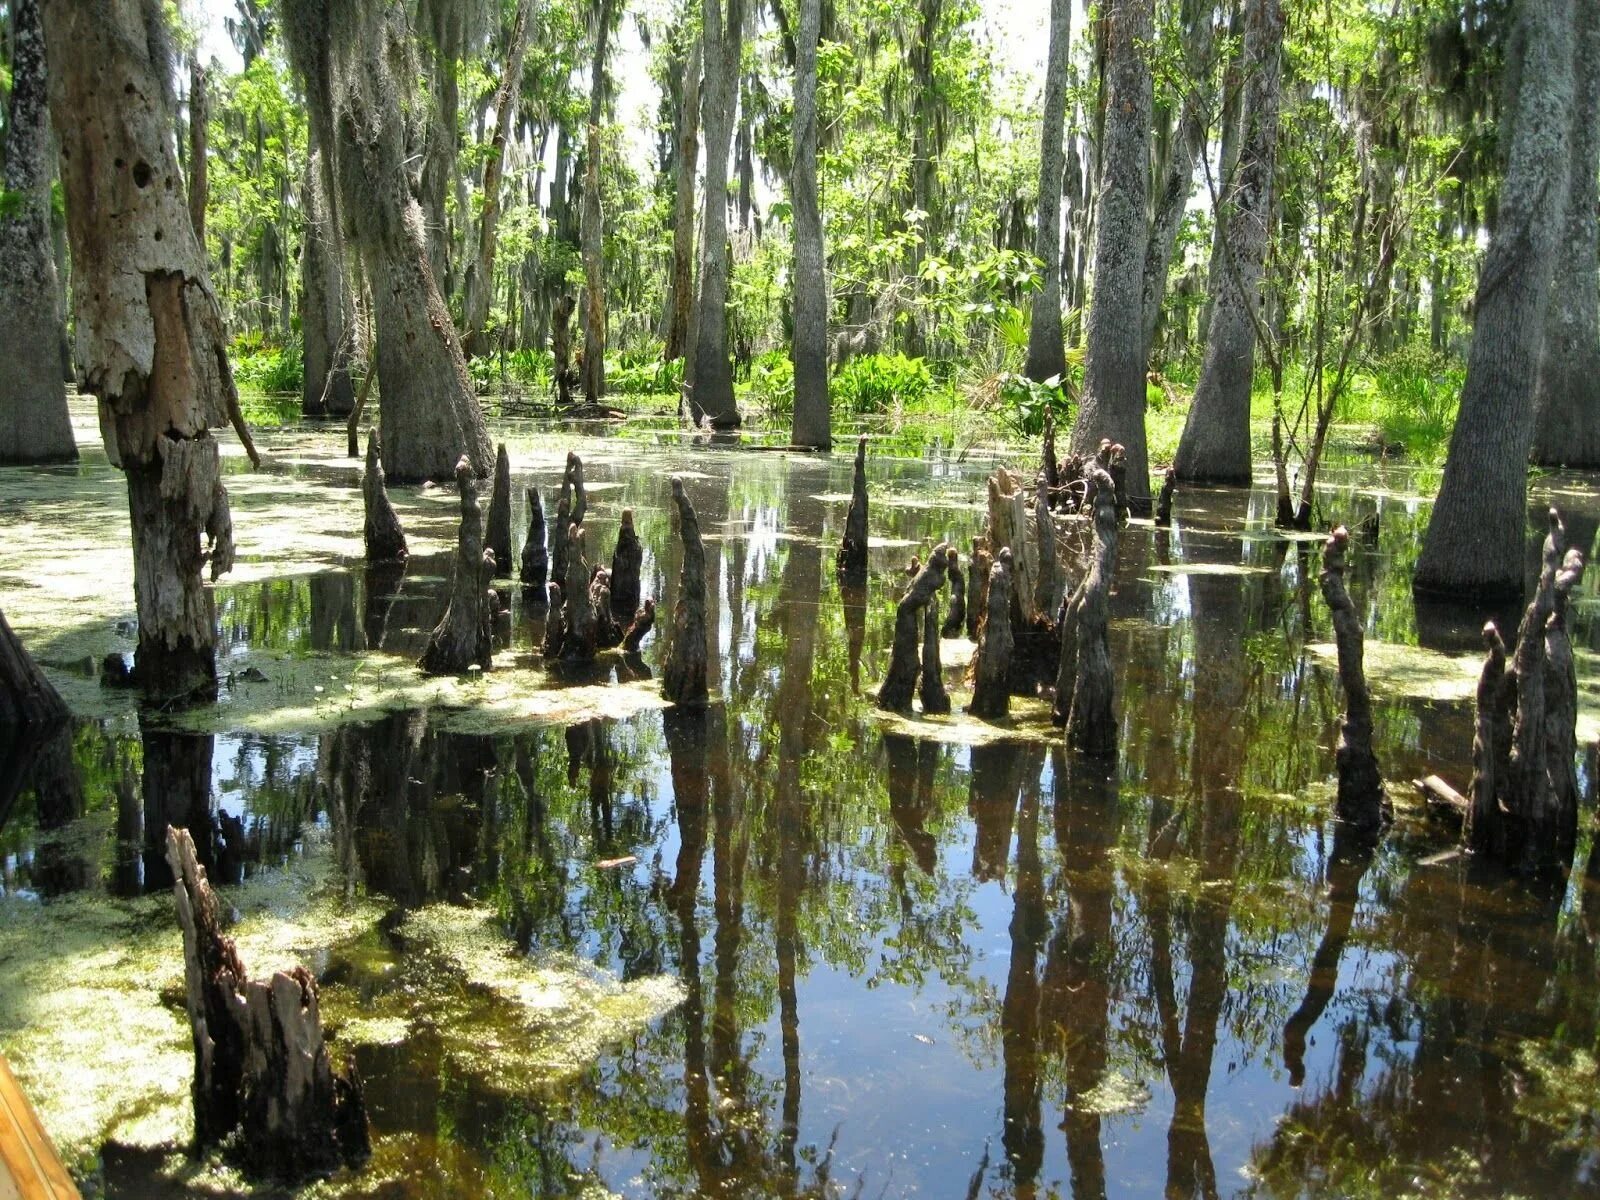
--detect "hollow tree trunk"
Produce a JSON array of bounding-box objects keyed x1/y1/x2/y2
[
  {"x1": 1024, "y1": 0, "x2": 1070, "y2": 383},
  {"x1": 664, "y1": 38, "x2": 702, "y2": 362},
  {"x1": 1174, "y1": 0, "x2": 1282, "y2": 485},
  {"x1": 1070, "y1": 0, "x2": 1154, "y2": 513},
  {"x1": 0, "y1": 0, "x2": 76, "y2": 465},
  {"x1": 1413, "y1": 0, "x2": 1576, "y2": 599},
  {"x1": 581, "y1": 0, "x2": 613, "y2": 406},
  {"x1": 789, "y1": 0, "x2": 830, "y2": 449},
  {"x1": 46, "y1": 0, "x2": 241, "y2": 700},
  {"x1": 300, "y1": 143, "x2": 356, "y2": 417}
]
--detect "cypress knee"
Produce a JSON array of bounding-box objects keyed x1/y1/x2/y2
[
  {"x1": 622, "y1": 598, "x2": 657, "y2": 652},
  {"x1": 969, "y1": 550, "x2": 1014, "y2": 719},
  {"x1": 520, "y1": 486, "x2": 548, "y2": 594},
  {"x1": 561, "y1": 524, "x2": 598, "y2": 661},
  {"x1": 942, "y1": 548, "x2": 966, "y2": 637},
  {"x1": 484, "y1": 443, "x2": 513, "y2": 578},
  {"x1": 876, "y1": 545, "x2": 950, "y2": 712},
  {"x1": 0, "y1": 606, "x2": 68, "y2": 727},
  {"x1": 419, "y1": 456, "x2": 496, "y2": 674},
  {"x1": 1155, "y1": 468, "x2": 1176, "y2": 527},
  {"x1": 967, "y1": 544, "x2": 992, "y2": 641},
  {"x1": 362, "y1": 432, "x2": 408, "y2": 562},
  {"x1": 1466, "y1": 622, "x2": 1511, "y2": 857},
  {"x1": 919, "y1": 600, "x2": 951, "y2": 714},
  {"x1": 611, "y1": 508, "x2": 644, "y2": 616},
  {"x1": 662, "y1": 478, "x2": 710, "y2": 707},
  {"x1": 1054, "y1": 466, "x2": 1118, "y2": 756},
  {"x1": 542, "y1": 582, "x2": 567, "y2": 659},
  {"x1": 837, "y1": 434, "x2": 870, "y2": 574},
  {"x1": 1318, "y1": 526, "x2": 1387, "y2": 834}
]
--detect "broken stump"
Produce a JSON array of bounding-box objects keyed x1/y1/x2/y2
[
  {"x1": 941, "y1": 547, "x2": 966, "y2": 638},
  {"x1": 837, "y1": 435, "x2": 869, "y2": 575},
  {"x1": 969, "y1": 549, "x2": 1014, "y2": 719},
  {"x1": 1054, "y1": 465, "x2": 1117, "y2": 754},
  {"x1": 361, "y1": 431, "x2": 407, "y2": 563}
]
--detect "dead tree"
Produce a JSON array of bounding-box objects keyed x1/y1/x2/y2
[
  {"x1": 165, "y1": 827, "x2": 368, "y2": 1179},
  {"x1": 837, "y1": 434, "x2": 870, "y2": 574},
  {"x1": 362, "y1": 431, "x2": 407, "y2": 562},
  {"x1": 1155, "y1": 467, "x2": 1176, "y2": 527},
  {"x1": 419, "y1": 456, "x2": 495, "y2": 674},
  {"x1": 969, "y1": 549, "x2": 1014, "y2": 719},
  {"x1": 519, "y1": 486, "x2": 548, "y2": 594},
  {"x1": 941, "y1": 547, "x2": 966, "y2": 637},
  {"x1": 876, "y1": 545, "x2": 950, "y2": 712},
  {"x1": 1054, "y1": 465, "x2": 1117, "y2": 753},
  {"x1": 610, "y1": 508, "x2": 643, "y2": 616},
  {"x1": 662, "y1": 478, "x2": 710, "y2": 707},
  {"x1": 561, "y1": 524, "x2": 598, "y2": 662},
  {"x1": 484, "y1": 443, "x2": 513, "y2": 578},
  {"x1": 1318, "y1": 526, "x2": 1387, "y2": 835},
  {"x1": 967, "y1": 544, "x2": 992, "y2": 640},
  {"x1": 919, "y1": 601, "x2": 951, "y2": 714},
  {"x1": 550, "y1": 452, "x2": 587, "y2": 589},
  {"x1": 0, "y1": 606, "x2": 69, "y2": 727}
]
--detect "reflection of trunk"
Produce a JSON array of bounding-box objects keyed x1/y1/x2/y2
[
  {"x1": 1001, "y1": 761, "x2": 1047, "y2": 1197},
  {"x1": 308, "y1": 571, "x2": 365, "y2": 652},
  {"x1": 141, "y1": 725, "x2": 217, "y2": 890}
]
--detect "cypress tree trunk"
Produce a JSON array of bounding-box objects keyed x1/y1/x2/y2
[
  {"x1": 789, "y1": 0, "x2": 830, "y2": 449},
  {"x1": 0, "y1": 0, "x2": 76, "y2": 465},
  {"x1": 1530, "y1": 0, "x2": 1600, "y2": 467},
  {"x1": 688, "y1": 0, "x2": 744, "y2": 428},
  {"x1": 664, "y1": 38, "x2": 702, "y2": 362},
  {"x1": 46, "y1": 0, "x2": 240, "y2": 700},
  {"x1": 300, "y1": 143, "x2": 355, "y2": 417},
  {"x1": 1070, "y1": 0, "x2": 1154, "y2": 512},
  {"x1": 1414, "y1": 0, "x2": 1575, "y2": 599},
  {"x1": 581, "y1": 2, "x2": 613, "y2": 408},
  {"x1": 283, "y1": 0, "x2": 492, "y2": 484},
  {"x1": 1024, "y1": 0, "x2": 1071, "y2": 383},
  {"x1": 188, "y1": 56, "x2": 208, "y2": 249},
  {"x1": 1173, "y1": 0, "x2": 1282, "y2": 484}
]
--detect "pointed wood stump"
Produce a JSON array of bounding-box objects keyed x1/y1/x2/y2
[
  {"x1": 837, "y1": 435, "x2": 869, "y2": 575},
  {"x1": 1054, "y1": 465, "x2": 1117, "y2": 754},
  {"x1": 484, "y1": 443, "x2": 513, "y2": 578},
  {"x1": 919, "y1": 600, "x2": 951, "y2": 714},
  {"x1": 419, "y1": 456, "x2": 495, "y2": 674},
  {"x1": 969, "y1": 550, "x2": 1014, "y2": 719},
  {"x1": 166, "y1": 826, "x2": 367, "y2": 1180},
  {"x1": 519, "y1": 486, "x2": 548, "y2": 595},
  {"x1": 1155, "y1": 468, "x2": 1176, "y2": 527},
  {"x1": 361, "y1": 431, "x2": 407, "y2": 563},
  {"x1": 876, "y1": 545, "x2": 949, "y2": 712},
  {"x1": 622, "y1": 598, "x2": 657, "y2": 651},
  {"x1": 561, "y1": 524, "x2": 598, "y2": 662},
  {"x1": 1318, "y1": 527, "x2": 1387, "y2": 835},
  {"x1": 662, "y1": 478, "x2": 710, "y2": 707},
  {"x1": 941, "y1": 547, "x2": 966, "y2": 638},
  {"x1": 550, "y1": 451, "x2": 587, "y2": 591},
  {"x1": 610, "y1": 508, "x2": 643, "y2": 616}
]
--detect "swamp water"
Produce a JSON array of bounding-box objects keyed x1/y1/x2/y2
[{"x1": 2, "y1": 411, "x2": 1600, "y2": 1198}]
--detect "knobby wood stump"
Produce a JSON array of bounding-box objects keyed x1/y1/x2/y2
[
  {"x1": 876, "y1": 544, "x2": 950, "y2": 712},
  {"x1": 561, "y1": 524, "x2": 598, "y2": 662},
  {"x1": 837, "y1": 435, "x2": 870, "y2": 575},
  {"x1": 419, "y1": 456, "x2": 495, "y2": 674},
  {"x1": 919, "y1": 600, "x2": 951, "y2": 714},
  {"x1": 550, "y1": 452, "x2": 587, "y2": 591},
  {"x1": 0, "y1": 606, "x2": 68, "y2": 727},
  {"x1": 610, "y1": 509, "x2": 644, "y2": 616},
  {"x1": 520, "y1": 486, "x2": 548, "y2": 595},
  {"x1": 967, "y1": 544, "x2": 992, "y2": 641},
  {"x1": 969, "y1": 549, "x2": 1014, "y2": 719},
  {"x1": 941, "y1": 547, "x2": 966, "y2": 638},
  {"x1": 662, "y1": 478, "x2": 710, "y2": 707},
  {"x1": 1155, "y1": 468, "x2": 1176, "y2": 527},
  {"x1": 542, "y1": 582, "x2": 567, "y2": 659},
  {"x1": 1041, "y1": 407, "x2": 1061, "y2": 506},
  {"x1": 1054, "y1": 465, "x2": 1117, "y2": 754},
  {"x1": 1318, "y1": 527, "x2": 1388, "y2": 835},
  {"x1": 165, "y1": 827, "x2": 367, "y2": 1180},
  {"x1": 484, "y1": 443, "x2": 513, "y2": 578},
  {"x1": 361, "y1": 432, "x2": 407, "y2": 563},
  {"x1": 622, "y1": 598, "x2": 656, "y2": 652}
]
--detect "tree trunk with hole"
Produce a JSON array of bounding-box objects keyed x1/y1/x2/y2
[
  {"x1": 877, "y1": 547, "x2": 949, "y2": 712},
  {"x1": 663, "y1": 478, "x2": 710, "y2": 706},
  {"x1": 1024, "y1": 0, "x2": 1071, "y2": 383},
  {"x1": 1414, "y1": 0, "x2": 1576, "y2": 598},
  {"x1": 300, "y1": 143, "x2": 356, "y2": 418},
  {"x1": 1, "y1": 0, "x2": 76, "y2": 465},
  {"x1": 419, "y1": 456, "x2": 496, "y2": 674},
  {"x1": 362, "y1": 431, "x2": 408, "y2": 562},
  {"x1": 837, "y1": 435, "x2": 869, "y2": 574},
  {"x1": 1317, "y1": 527, "x2": 1387, "y2": 834},
  {"x1": 664, "y1": 39, "x2": 702, "y2": 361},
  {"x1": 969, "y1": 551, "x2": 1014, "y2": 719},
  {"x1": 485, "y1": 443, "x2": 513, "y2": 578},
  {"x1": 1070, "y1": 0, "x2": 1154, "y2": 513},
  {"x1": 46, "y1": 0, "x2": 243, "y2": 700},
  {"x1": 790, "y1": 0, "x2": 830, "y2": 448}
]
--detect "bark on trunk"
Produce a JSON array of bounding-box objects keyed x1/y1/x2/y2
[
  {"x1": 664, "y1": 39, "x2": 702, "y2": 362},
  {"x1": 969, "y1": 550, "x2": 1014, "y2": 719},
  {"x1": 1069, "y1": 0, "x2": 1154, "y2": 513},
  {"x1": 0, "y1": 0, "x2": 76, "y2": 465},
  {"x1": 663, "y1": 478, "x2": 711, "y2": 707},
  {"x1": 919, "y1": 600, "x2": 951, "y2": 715},
  {"x1": 553, "y1": 293, "x2": 578, "y2": 407},
  {"x1": 188, "y1": 57, "x2": 208, "y2": 251},
  {"x1": 485, "y1": 443, "x2": 513, "y2": 578},
  {"x1": 789, "y1": 0, "x2": 830, "y2": 448},
  {"x1": 1174, "y1": 0, "x2": 1281, "y2": 485},
  {"x1": 419, "y1": 456, "x2": 496, "y2": 674},
  {"x1": 1024, "y1": 0, "x2": 1071, "y2": 383},
  {"x1": 300, "y1": 144, "x2": 355, "y2": 417},
  {"x1": 837, "y1": 435, "x2": 869, "y2": 574},
  {"x1": 0, "y1": 605, "x2": 69, "y2": 728},
  {"x1": 1530, "y1": 0, "x2": 1600, "y2": 466},
  {"x1": 1054, "y1": 466, "x2": 1117, "y2": 754},
  {"x1": 581, "y1": 2, "x2": 612, "y2": 406},
  {"x1": 1317, "y1": 527, "x2": 1387, "y2": 834},
  {"x1": 876, "y1": 547, "x2": 949, "y2": 712},
  {"x1": 1414, "y1": 0, "x2": 1576, "y2": 598},
  {"x1": 362, "y1": 431, "x2": 408, "y2": 562},
  {"x1": 610, "y1": 508, "x2": 643, "y2": 616},
  {"x1": 520, "y1": 486, "x2": 549, "y2": 595}
]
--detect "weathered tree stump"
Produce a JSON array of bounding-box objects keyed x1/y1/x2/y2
[
  {"x1": 590, "y1": 566, "x2": 625, "y2": 650},
  {"x1": 542, "y1": 582, "x2": 567, "y2": 659},
  {"x1": 985, "y1": 470, "x2": 1039, "y2": 626},
  {"x1": 837, "y1": 434, "x2": 870, "y2": 574},
  {"x1": 165, "y1": 826, "x2": 368, "y2": 1179},
  {"x1": 919, "y1": 600, "x2": 951, "y2": 714},
  {"x1": 550, "y1": 452, "x2": 587, "y2": 589},
  {"x1": 1053, "y1": 466, "x2": 1117, "y2": 754},
  {"x1": 967, "y1": 544, "x2": 992, "y2": 641},
  {"x1": 1466, "y1": 622, "x2": 1510, "y2": 855},
  {"x1": 561, "y1": 524, "x2": 598, "y2": 662},
  {"x1": 361, "y1": 432, "x2": 408, "y2": 562},
  {"x1": 622, "y1": 598, "x2": 656, "y2": 652},
  {"x1": 484, "y1": 443, "x2": 513, "y2": 578},
  {"x1": 0, "y1": 606, "x2": 68, "y2": 728},
  {"x1": 1098, "y1": 440, "x2": 1130, "y2": 523},
  {"x1": 418, "y1": 456, "x2": 495, "y2": 674},
  {"x1": 519, "y1": 486, "x2": 548, "y2": 596},
  {"x1": 1318, "y1": 526, "x2": 1388, "y2": 835},
  {"x1": 941, "y1": 547, "x2": 966, "y2": 638},
  {"x1": 969, "y1": 550, "x2": 1014, "y2": 719},
  {"x1": 876, "y1": 545, "x2": 950, "y2": 712},
  {"x1": 610, "y1": 508, "x2": 643, "y2": 616},
  {"x1": 1033, "y1": 475, "x2": 1057, "y2": 619},
  {"x1": 1154, "y1": 467, "x2": 1176, "y2": 527},
  {"x1": 662, "y1": 478, "x2": 710, "y2": 707}
]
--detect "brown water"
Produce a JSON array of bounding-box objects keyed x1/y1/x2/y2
[{"x1": 2, "y1": 424, "x2": 1599, "y2": 1198}]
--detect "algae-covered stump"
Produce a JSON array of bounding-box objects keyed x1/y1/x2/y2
[
  {"x1": 876, "y1": 544, "x2": 949, "y2": 712},
  {"x1": 837, "y1": 435, "x2": 869, "y2": 575},
  {"x1": 362, "y1": 431, "x2": 408, "y2": 562},
  {"x1": 611, "y1": 508, "x2": 644, "y2": 616},
  {"x1": 485, "y1": 442, "x2": 513, "y2": 578},
  {"x1": 663, "y1": 478, "x2": 710, "y2": 707},
  {"x1": 166, "y1": 826, "x2": 368, "y2": 1179},
  {"x1": 969, "y1": 549, "x2": 1014, "y2": 719},
  {"x1": 919, "y1": 601, "x2": 951, "y2": 714},
  {"x1": 419, "y1": 456, "x2": 496, "y2": 674},
  {"x1": 1317, "y1": 526, "x2": 1387, "y2": 835},
  {"x1": 941, "y1": 547, "x2": 966, "y2": 638},
  {"x1": 520, "y1": 486, "x2": 549, "y2": 594},
  {"x1": 1054, "y1": 465, "x2": 1117, "y2": 753}
]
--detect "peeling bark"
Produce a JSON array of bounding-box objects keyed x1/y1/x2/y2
[
  {"x1": 662, "y1": 477, "x2": 710, "y2": 707},
  {"x1": 419, "y1": 456, "x2": 495, "y2": 674},
  {"x1": 362, "y1": 431, "x2": 408, "y2": 562}
]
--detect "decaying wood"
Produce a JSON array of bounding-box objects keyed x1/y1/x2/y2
[
  {"x1": 967, "y1": 544, "x2": 992, "y2": 641},
  {"x1": 919, "y1": 600, "x2": 951, "y2": 715},
  {"x1": 419, "y1": 456, "x2": 495, "y2": 674},
  {"x1": 662, "y1": 478, "x2": 710, "y2": 707},
  {"x1": 877, "y1": 544, "x2": 949, "y2": 712},
  {"x1": 550, "y1": 452, "x2": 587, "y2": 589},
  {"x1": 165, "y1": 826, "x2": 367, "y2": 1179},
  {"x1": 622, "y1": 598, "x2": 656, "y2": 652},
  {"x1": 1416, "y1": 774, "x2": 1469, "y2": 827},
  {"x1": 969, "y1": 549, "x2": 1014, "y2": 719},
  {"x1": 361, "y1": 431, "x2": 407, "y2": 562},
  {"x1": 484, "y1": 443, "x2": 513, "y2": 578},
  {"x1": 941, "y1": 547, "x2": 966, "y2": 637},
  {"x1": 1054, "y1": 465, "x2": 1117, "y2": 753},
  {"x1": 610, "y1": 508, "x2": 643, "y2": 616},
  {"x1": 1318, "y1": 526, "x2": 1387, "y2": 834},
  {"x1": 985, "y1": 470, "x2": 1040, "y2": 626},
  {"x1": 837, "y1": 435, "x2": 870, "y2": 574},
  {"x1": 519, "y1": 486, "x2": 548, "y2": 595},
  {"x1": 1154, "y1": 467, "x2": 1176, "y2": 527},
  {"x1": 0, "y1": 605, "x2": 69, "y2": 728},
  {"x1": 561, "y1": 524, "x2": 598, "y2": 662}
]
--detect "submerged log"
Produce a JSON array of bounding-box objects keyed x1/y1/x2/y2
[
  {"x1": 966, "y1": 544, "x2": 992, "y2": 641},
  {"x1": 484, "y1": 443, "x2": 513, "y2": 578},
  {"x1": 418, "y1": 456, "x2": 495, "y2": 674},
  {"x1": 610, "y1": 509, "x2": 644, "y2": 616},
  {"x1": 876, "y1": 545, "x2": 949, "y2": 712},
  {"x1": 919, "y1": 600, "x2": 951, "y2": 715},
  {"x1": 622, "y1": 598, "x2": 656, "y2": 652},
  {"x1": 550, "y1": 452, "x2": 587, "y2": 590},
  {"x1": 166, "y1": 826, "x2": 368, "y2": 1179},
  {"x1": 1318, "y1": 527, "x2": 1388, "y2": 834},
  {"x1": 1416, "y1": 774, "x2": 1470, "y2": 827},
  {"x1": 941, "y1": 547, "x2": 966, "y2": 638},
  {"x1": 0, "y1": 606, "x2": 68, "y2": 728},
  {"x1": 1054, "y1": 466, "x2": 1118, "y2": 753},
  {"x1": 361, "y1": 432, "x2": 408, "y2": 563},
  {"x1": 561, "y1": 524, "x2": 598, "y2": 662},
  {"x1": 969, "y1": 549, "x2": 1014, "y2": 719},
  {"x1": 662, "y1": 478, "x2": 710, "y2": 707},
  {"x1": 837, "y1": 434, "x2": 870, "y2": 574},
  {"x1": 1154, "y1": 468, "x2": 1176, "y2": 527},
  {"x1": 519, "y1": 486, "x2": 548, "y2": 594}
]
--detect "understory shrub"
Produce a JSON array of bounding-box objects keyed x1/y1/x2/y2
[{"x1": 833, "y1": 353, "x2": 931, "y2": 414}]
